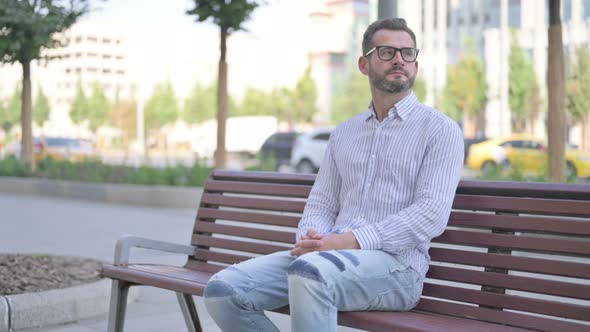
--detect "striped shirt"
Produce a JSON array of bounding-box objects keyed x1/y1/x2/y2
[{"x1": 296, "y1": 92, "x2": 464, "y2": 279}]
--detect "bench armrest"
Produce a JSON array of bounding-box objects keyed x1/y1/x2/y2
[{"x1": 113, "y1": 234, "x2": 197, "y2": 265}]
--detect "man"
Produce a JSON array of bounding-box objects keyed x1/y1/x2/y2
[{"x1": 203, "y1": 18, "x2": 464, "y2": 332}]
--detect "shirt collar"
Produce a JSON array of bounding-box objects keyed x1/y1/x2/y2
[{"x1": 365, "y1": 92, "x2": 418, "y2": 121}]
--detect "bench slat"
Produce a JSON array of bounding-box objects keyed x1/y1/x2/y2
[
  {"x1": 195, "y1": 221, "x2": 295, "y2": 244},
  {"x1": 192, "y1": 234, "x2": 289, "y2": 255},
  {"x1": 196, "y1": 207, "x2": 300, "y2": 228},
  {"x1": 427, "y1": 265, "x2": 590, "y2": 300},
  {"x1": 193, "y1": 248, "x2": 253, "y2": 265},
  {"x1": 212, "y1": 170, "x2": 315, "y2": 185},
  {"x1": 184, "y1": 260, "x2": 226, "y2": 274},
  {"x1": 423, "y1": 283, "x2": 590, "y2": 321},
  {"x1": 434, "y1": 229, "x2": 590, "y2": 256},
  {"x1": 416, "y1": 298, "x2": 587, "y2": 332},
  {"x1": 429, "y1": 247, "x2": 590, "y2": 279},
  {"x1": 200, "y1": 193, "x2": 306, "y2": 213},
  {"x1": 449, "y1": 211, "x2": 590, "y2": 236},
  {"x1": 205, "y1": 180, "x2": 311, "y2": 198},
  {"x1": 453, "y1": 194, "x2": 590, "y2": 217}
]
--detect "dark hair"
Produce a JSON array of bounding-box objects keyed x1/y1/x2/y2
[{"x1": 362, "y1": 18, "x2": 417, "y2": 54}]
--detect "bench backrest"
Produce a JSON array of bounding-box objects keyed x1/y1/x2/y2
[{"x1": 187, "y1": 170, "x2": 590, "y2": 332}]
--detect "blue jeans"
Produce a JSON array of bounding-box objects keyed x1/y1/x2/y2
[{"x1": 203, "y1": 250, "x2": 422, "y2": 332}]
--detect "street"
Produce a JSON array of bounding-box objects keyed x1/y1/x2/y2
[{"x1": 0, "y1": 192, "x2": 362, "y2": 332}]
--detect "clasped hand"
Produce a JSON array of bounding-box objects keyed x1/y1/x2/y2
[{"x1": 290, "y1": 229, "x2": 360, "y2": 257}]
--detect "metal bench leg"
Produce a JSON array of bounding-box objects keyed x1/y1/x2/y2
[
  {"x1": 176, "y1": 292, "x2": 203, "y2": 332},
  {"x1": 107, "y1": 280, "x2": 131, "y2": 332}
]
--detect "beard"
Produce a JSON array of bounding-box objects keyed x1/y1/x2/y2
[{"x1": 369, "y1": 66, "x2": 415, "y2": 94}]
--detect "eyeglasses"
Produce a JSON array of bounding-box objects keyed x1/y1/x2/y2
[{"x1": 364, "y1": 46, "x2": 420, "y2": 62}]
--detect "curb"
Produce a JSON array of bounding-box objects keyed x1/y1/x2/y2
[
  {"x1": 0, "y1": 177, "x2": 203, "y2": 209},
  {"x1": 0, "y1": 279, "x2": 140, "y2": 331}
]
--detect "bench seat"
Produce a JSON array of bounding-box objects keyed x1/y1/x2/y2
[{"x1": 103, "y1": 263, "x2": 536, "y2": 332}]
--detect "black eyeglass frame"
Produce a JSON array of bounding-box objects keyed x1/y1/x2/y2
[{"x1": 364, "y1": 46, "x2": 420, "y2": 62}]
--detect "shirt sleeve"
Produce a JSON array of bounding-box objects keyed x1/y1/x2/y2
[
  {"x1": 296, "y1": 132, "x2": 341, "y2": 242},
  {"x1": 352, "y1": 121, "x2": 464, "y2": 252}
]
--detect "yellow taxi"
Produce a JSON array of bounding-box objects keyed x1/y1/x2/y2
[{"x1": 466, "y1": 135, "x2": 590, "y2": 178}]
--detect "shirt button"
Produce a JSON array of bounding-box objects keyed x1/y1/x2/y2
[{"x1": 371, "y1": 154, "x2": 376, "y2": 158}]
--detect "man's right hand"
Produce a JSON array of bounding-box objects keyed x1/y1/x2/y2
[{"x1": 300, "y1": 229, "x2": 324, "y2": 242}]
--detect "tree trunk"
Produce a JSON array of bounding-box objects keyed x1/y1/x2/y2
[
  {"x1": 215, "y1": 27, "x2": 228, "y2": 169},
  {"x1": 547, "y1": 0, "x2": 567, "y2": 182},
  {"x1": 21, "y1": 60, "x2": 34, "y2": 169}
]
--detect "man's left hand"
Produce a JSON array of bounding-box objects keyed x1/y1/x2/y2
[{"x1": 290, "y1": 232, "x2": 360, "y2": 257}]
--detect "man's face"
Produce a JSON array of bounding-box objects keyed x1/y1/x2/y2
[{"x1": 360, "y1": 29, "x2": 419, "y2": 94}]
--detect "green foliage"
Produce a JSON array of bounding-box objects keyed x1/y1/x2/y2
[
  {"x1": 183, "y1": 82, "x2": 216, "y2": 123},
  {"x1": 0, "y1": 0, "x2": 88, "y2": 64},
  {"x1": 111, "y1": 98, "x2": 137, "y2": 148},
  {"x1": 244, "y1": 153, "x2": 278, "y2": 171},
  {"x1": 33, "y1": 85, "x2": 50, "y2": 126},
  {"x1": 440, "y1": 44, "x2": 487, "y2": 122},
  {"x1": 331, "y1": 70, "x2": 371, "y2": 125},
  {"x1": 237, "y1": 87, "x2": 275, "y2": 116},
  {"x1": 508, "y1": 30, "x2": 536, "y2": 132},
  {"x1": 1, "y1": 84, "x2": 21, "y2": 128},
  {"x1": 144, "y1": 81, "x2": 179, "y2": 131},
  {"x1": 186, "y1": 0, "x2": 260, "y2": 34},
  {"x1": 413, "y1": 75, "x2": 427, "y2": 103},
  {"x1": 290, "y1": 65, "x2": 318, "y2": 124},
  {"x1": 478, "y1": 161, "x2": 577, "y2": 183},
  {"x1": 69, "y1": 80, "x2": 87, "y2": 125},
  {"x1": 0, "y1": 156, "x2": 32, "y2": 177},
  {"x1": 87, "y1": 81, "x2": 111, "y2": 130},
  {"x1": 567, "y1": 46, "x2": 590, "y2": 122},
  {"x1": 0, "y1": 157, "x2": 212, "y2": 187}
]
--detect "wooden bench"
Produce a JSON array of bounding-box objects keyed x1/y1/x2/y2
[{"x1": 102, "y1": 170, "x2": 590, "y2": 332}]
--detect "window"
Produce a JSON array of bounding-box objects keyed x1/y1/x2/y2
[
  {"x1": 564, "y1": 0, "x2": 572, "y2": 22},
  {"x1": 508, "y1": 0, "x2": 521, "y2": 28},
  {"x1": 313, "y1": 133, "x2": 331, "y2": 141}
]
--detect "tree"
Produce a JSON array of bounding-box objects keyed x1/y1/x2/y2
[
  {"x1": 33, "y1": 85, "x2": 50, "y2": 126},
  {"x1": 70, "y1": 80, "x2": 87, "y2": 125},
  {"x1": 183, "y1": 82, "x2": 216, "y2": 124},
  {"x1": 508, "y1": 30, "x2": 536, "y2": 133},
  {"x1": 547, "y1": 0, "x2": 567, "y2": 182},
  {"x1": 290, "y1": 65, "x2": 319, "y2": 126},
  {"x1": 144, "y1": 81, "x2": 178, "y2": 132},
  {"x1": 440, "y1": 44, "x2": 488, "y2": 138},
  {"x1": 413, "y1": 75, "x2": 427, "y2": 103},
  {"x1": 237, "y1": 87, "x2": 275, "y2": 117},
  {"x1": 0, "y1": 0, "x2": 89, "y2": 166},
  {"x1": 331, "y1": 70, "x2": 371, "y2": 125},
  {"x1": 187, "y1": 0, "x2": 261, "y2": 168},
  {"x1": 1, "y1": 85, "x2": 22, "y2": 131},
  {"x1": 567, "y1": 46, "x2": 590, "y2": 151},
  {"x1": 528, "y1": 77, "x2": 543, "y2": 137},
  {"x1": 86, "y1": 81, "x2": 111, "y2": 130},
  {"x1": 111, "y1": 91, "x2": 137, "y2": 151}
]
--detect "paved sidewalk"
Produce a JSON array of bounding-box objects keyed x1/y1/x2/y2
[{"x1": 1, "y1": 192, "x2": 361, "y2": 332}]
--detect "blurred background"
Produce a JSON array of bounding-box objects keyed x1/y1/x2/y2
[{"x1": 1, "y1": 0, "x2": 590, "y2": 185}]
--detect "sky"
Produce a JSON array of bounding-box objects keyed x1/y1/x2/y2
[{"x1": 81, "y1": 0, "x2": 316, "y2": 99}]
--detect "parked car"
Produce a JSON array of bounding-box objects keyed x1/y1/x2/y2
[
  {"x1": 259, "y1": 131, "x2": 300, "y2": 170},
  {"x1": 466, "y1": 135, "x2": 590, "y2": 178},
  {"x1": 3, "y1": 137, "x2": 98, "y2": 162},
  {"x1": 290, "y1": 128, "x2": 333, "y2": 173}
]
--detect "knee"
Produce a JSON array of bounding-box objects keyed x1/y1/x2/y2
[
  {"x1": 287, "y1": 256, "x2": 324, "y2": 283},
  {"x1": 204, "y1": 278, "x2": 237, "y2": 299}
]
